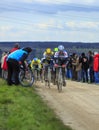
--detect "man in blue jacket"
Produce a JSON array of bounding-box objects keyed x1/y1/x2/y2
[{"x1": 7, "y1": 47, "x2": 32, "y2": 85}]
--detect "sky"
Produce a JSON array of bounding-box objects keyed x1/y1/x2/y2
[{"x1": 0, "y1": 0, "x2": 99, "y2": 42}]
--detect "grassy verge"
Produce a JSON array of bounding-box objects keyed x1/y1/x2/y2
[{"x1": 0, "y1": 79, "x2": 72, "y2": 130}]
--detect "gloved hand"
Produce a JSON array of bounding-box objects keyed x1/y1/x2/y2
[
  {"x1": 54, "y1": 64, "x2": 58, "y2": 68},
  {"x1": 19, "y1": 61, "x2": 22, "y2": 65},
  {"x1": 62, "y1": 64, "x2": 66, "y2": 68}
]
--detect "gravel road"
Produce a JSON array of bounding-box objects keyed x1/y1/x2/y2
[{"x1": 35, "y1": 80, "x2": 99, "y2": 130}]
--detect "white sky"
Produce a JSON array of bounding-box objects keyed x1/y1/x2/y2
[{"x1": 0, "y1": 0, "x2": 99, "y2": 42}]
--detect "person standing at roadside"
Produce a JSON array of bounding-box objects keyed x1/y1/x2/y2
[
  {"x1": 93, "y1": 52, "x2": 99, "y2": 83},
  {"x1": 88, "y1": 50, "x2": 94, "y2": 83},
  {"x1": 81, "y1": 52, "x2": 89, "y2": 83},
  {"x1": 1, "y1": 51, "x2": 8, "y2": 79},
  {"x1": 7, "y1": 47, "x2": 32, "y2": 85},
  {"x1": 9, "y1": 43, "x2": 20, "y2": 53}
]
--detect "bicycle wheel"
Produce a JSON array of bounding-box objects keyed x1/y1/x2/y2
[
  {"x1": 41, "y1": 69, "x2": 44, "y2": 83},
  {"x1": 47, "y1": 67, "x2": 51, "y2": 87},
  {"x1": 57, "y1": 68, "x2": 63, "y2": 92},
  {"x1": 33, "y1": 69, "x2": 38, "y2": 83},
  {"x1": 19, "y1": 68, "x2": 34, "y2": 87}
]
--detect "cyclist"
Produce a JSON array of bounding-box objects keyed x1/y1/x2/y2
[
  {"x1": 7, "y1": 47, "x2": 32, "y2": 85},
  {"x1": 43, "y1": 48, "x2": 54, "y2": 58},
  {"x1": 27, "y1": 59, "x2": 32, "y2": 69},
  {"x1": 31, "y1": 57, "x2": 41, "y2": 81},
  {"x1": 52, "y1": 47, "x2": 59, "y2": 84},
  {"x1": 53, "y1": 47, "x2": 58, "y2": 54},
  {"x1": 41, "y1": 48, "x2": 54, "y2": 82},
  {"x1": 31, "y1": 58, "x2": 41, "y2": 69},
  {"x1": 54, "y1": 45, "x2": 68, "y2": 86}
]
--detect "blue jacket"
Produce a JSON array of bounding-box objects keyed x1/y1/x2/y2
[{"x1": 7, "y1": 49, "x2": 28, "y2": 62}]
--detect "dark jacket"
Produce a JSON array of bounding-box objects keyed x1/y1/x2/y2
[{"x1": 81, "y1": 56, "x2": 89, "y2": 70}]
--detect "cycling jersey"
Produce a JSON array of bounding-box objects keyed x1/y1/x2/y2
[
  {"x1": 54, "y1": 50, "x2": 68, "y2": 65},
  {"x1": 43, "y1": 51, "x2": 54, "y2": 59},
  {"x1": 41, "y1": 51, "x2": 54, "y2": 65},
  {"x1": 31, "y1": 59, "x2": 41, "y2": 69}
]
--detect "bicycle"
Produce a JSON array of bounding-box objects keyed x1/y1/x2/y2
[
  {"x1": 19, "y1": 64, "x2": 34, "y2": 87},
  {"x1": 44, "y1": 65, "x2": 51, "y2": 88},
  {"x1": 55, "y1": 65, "x2": 64, "y2": 92},
  {"x1": 40, "y1": 68, "x2": 45, "y2": 83},
  {"x1": 32, "y1": 67, "x2": 40, "y2": 83}
]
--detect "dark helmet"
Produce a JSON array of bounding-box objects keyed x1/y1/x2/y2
[
  {"x1": 23, "y1": 47, "x2": 32, "y2": 53},
  {"x1": 14, "y1": 43, "x2": 20, "y2": 48}
]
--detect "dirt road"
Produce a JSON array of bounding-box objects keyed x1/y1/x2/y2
[{"x1": 35, "y1": 80, "x2": 99, "y2": 130}]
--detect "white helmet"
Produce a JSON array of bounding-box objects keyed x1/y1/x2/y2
[{"x1": 58, "y1": 45, "x2": 64, "y2": 51}]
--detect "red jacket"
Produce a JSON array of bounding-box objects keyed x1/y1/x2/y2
[
  {"x1": 10, "y1": 47, "x2": 19, "y2": 53},
  {"x1": 2, "y1": 55, "x2": 8, "y2": 70},
  {"x1": 93, "y1": 54, "x2": 99, "y2": 72}
]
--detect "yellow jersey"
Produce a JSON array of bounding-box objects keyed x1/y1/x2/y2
[{"x1": 30, "y1": 59, "x2": 41, "y2": 69}]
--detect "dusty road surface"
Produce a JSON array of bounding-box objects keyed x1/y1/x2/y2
[{"x1": 35, "y1": 80, "x2": 99, "y2": 130}]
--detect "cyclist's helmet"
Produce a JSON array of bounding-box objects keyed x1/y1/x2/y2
[
  {"x1": 54, "y1": 47, "x2": 58, "y2": 52},
  {"x1": 27, "y1": 60, "x2": 31, "y2": 64},
  {"x1": 33, "y1": 58, "x2": 38, "y2": 62},
  {"x1": 46, "y1": 48, "x2": 52, "y2": 54},
  {"x1": 58, "y1": 45, "x2": 64, "y2": 51}
]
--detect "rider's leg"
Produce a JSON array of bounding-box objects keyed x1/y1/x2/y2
[{"x1": 62, "y1": 68, "x2": 66, "y2": 86}]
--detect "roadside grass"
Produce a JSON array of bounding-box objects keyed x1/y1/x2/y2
[{"x1": 0, "y1": 78, "x2": 72, "y2": 130}]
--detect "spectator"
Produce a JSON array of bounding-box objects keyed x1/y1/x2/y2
[
  {"x1": 93, "y1": 52, "x2": 99, "y2": 83},
  {"x1": 88, "y1": 50, "x2": 94, "y2": 83},
  {"x1": 9, "y1": 43, "x2": 20, "y2": 53},
  {"x1": 75, "y1": 55, "x2": 82, "y2": 82},
  {"x1": 81, "y1": 53, "x2": 89, "y2": 83},
  {"x1": 71, "y1": 53, "x2": 78, "y2": 81},
  {"x1": 66, "y1": 54, "x2": 72, "y2": 79},
  {"x1": 1, "y1": 51, "x2": 8, "y2": 78},
  {"x1": 7, "y1": 47, "x2": 32, "y2": 85}
]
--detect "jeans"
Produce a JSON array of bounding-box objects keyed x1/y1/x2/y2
[
  {"x1": 82, "y1": 69, "x2": 88, "y2": 82},
  {"x1": 66, "y1": 68, "x2": 72, "y2": 79},
  {"x1": 77, "y1": 70, "x2": 82, "y2": 82},
  {"x1": 94, "y1": 72, "x2": 99, "y2": 83},
  {"x1": 89, "y1": 67, "x2": 94, "y2": 83}
]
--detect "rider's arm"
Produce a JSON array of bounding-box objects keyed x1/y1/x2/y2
[
  {"x1": 30, "y1": 60, "x2": 34, "y2": 69},
  {"x1": 19, "y1": 53, "x2": 28, "y2": 62}
]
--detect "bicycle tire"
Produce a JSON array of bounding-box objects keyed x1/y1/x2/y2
[
  {"x1": 44, "y1": 66, "x2": 51, "y2": 88},
  {"x1": 47, "y1": 67, "x2": 51, "y2": 87},
  {"x1": 19, "y1": 68, "x2": 34, "y2": 87},
  {"x1": 34, "y1": 69, "x2": 37, "y2": 83},
  {"x1": 57, "y1": 67, "x2": 63, "y2": 92}
]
